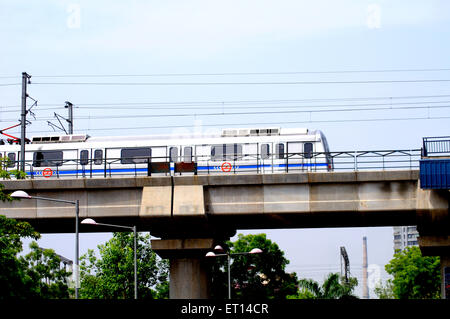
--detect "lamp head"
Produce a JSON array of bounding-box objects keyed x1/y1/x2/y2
[
  {"x1": 249, "y1": 248, "x2": 263, "y2": 254},
  {"x1": 205, "y1": 252, "x2": 216, "y2": 257},
  {"x1": 213, "y1": 245, "x2": 225, "y2": 253},
  {"x1": 81, "y1": 218, "x2": 97, "y2": 225},
  {"x1": 10, "y1": 190, "x2": 31, "y2": 199}
]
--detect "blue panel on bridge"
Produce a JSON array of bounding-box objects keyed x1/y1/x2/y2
[{"x1": 420, "y1": 159, "x2": 450, "y2": 189}]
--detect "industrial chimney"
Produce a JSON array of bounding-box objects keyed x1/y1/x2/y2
[{"x1": 362, "y1": 236, "x2": 369, "y2": 299}]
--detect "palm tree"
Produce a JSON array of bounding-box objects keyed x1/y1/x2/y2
[{"x1": 297, "y1": 273, "x2": 358, "y2": 299}]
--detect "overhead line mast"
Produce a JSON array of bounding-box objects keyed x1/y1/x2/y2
[{"x1": 20, "y1": 72, "x2": 31, "y2": 172}]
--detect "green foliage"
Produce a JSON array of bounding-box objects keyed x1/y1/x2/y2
[
  {"x1": 79, "y1": 232, "x2": 169, "y2": 299},
  {"x1": 0, "y1": 163, "x2": 70, "y2": 298},
  {"x1": 0, "y1": 156, "x2": 26, "y2": 182},
  {"x1": 208, "y1": 233, "x2": 299, "y2": 299},
  {"x1": 20, "y1": 242, "x2": 73, "y2": 298},
  {"x1": 1, "y1": 215, "x2": 72, "y2": 299},
  {"x1": 385, "y1": 246, "x2": 440, "y2": 299},
  {"x1": 374, "y1": 280, "x2": 395, "y2": 299},
  {"x1": 294, "y1": 273, "x2": 358, "y2": 299},
  {"x1": 0, "y1": 215, "x2": 40, "y2": 299}
]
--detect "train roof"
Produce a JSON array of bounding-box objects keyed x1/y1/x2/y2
[{"x1": 26, "y1": 127, "x2": 317, "y2": 144}]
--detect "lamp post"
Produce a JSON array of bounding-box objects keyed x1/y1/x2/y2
[
  {"x1": 206, "y1": 245, "x2": 262, "y2": 299},
  {"x1": 81, "y1": 218, "x2": 138, "y2": 299},
  {"x1": 10, "y1": 190, "x2": 80, "y2": 299}
]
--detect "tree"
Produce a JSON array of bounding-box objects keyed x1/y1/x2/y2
[
  {"x1": 385, "y1": 246, "x2": 440, "y2": 299},
  {"x1": 79, "y1": 232, "x2": 169, "y2": 299},
  {"x1": 20, "y1": 242, "x2": 72, "y2": 298},
  {"x1": 208, "y1": 233, "x2": 299, "y2": 299},
  {"x1": 0, "y1": 215, "x2": 40, "y2": 299},
  {"x1": 294, "y1": 273, "x2": 358, "y2": 299},
  {"x1": 0, "y1": 216, "x2": 73, "y2": 299},
  {"x1": 1, "y1": 159, "x2": 70, "y2": 299},
  {"x1": 374, "y1": 280, "x2": 395, "y2": 299}
]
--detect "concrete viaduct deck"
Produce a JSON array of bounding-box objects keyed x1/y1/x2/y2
[{"x1": 1, "y1": 170, "x2": 449, "y2": 298}]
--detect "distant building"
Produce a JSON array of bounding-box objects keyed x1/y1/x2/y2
[{"x1": 393, "y1": 226, "x2": 419, "y2": 251}]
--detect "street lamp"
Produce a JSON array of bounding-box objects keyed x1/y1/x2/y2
[
  {"x1": 10, "y1": 190, "x2": 80, "y2": 299},
  {"x1": 206, "y1": 245, "x2": 262, "y2": 299},
  {"x1": 81, "y1": 218, "x2": 138, "y2": 299}
]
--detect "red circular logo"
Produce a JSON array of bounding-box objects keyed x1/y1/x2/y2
[
  {"x1": 221, "y1": 162, "x2": 232, "y2": 172},
  {"x1": 43, "y1": 168, "x2": 53, "y2": 178}
]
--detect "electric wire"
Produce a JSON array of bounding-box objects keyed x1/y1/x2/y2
[
  {"x1": 1, "y1": 103, "x2": 449, "y2": 122},
  {"x1": 30, "y1": 79, "x2": 450, "y2": 86},
  {"x1": 2, "y1": 93, "x2": 450, "y2": 109},
  {"x1": 20, "y1": 115, "x2": 450, "y2": 135},
  {"x1": 3, "y1": 67, "x2": 450, "y2": 78}
]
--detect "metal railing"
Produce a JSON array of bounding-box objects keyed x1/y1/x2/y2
[
  {"x1": 3, "y1": 149, "x2": 421, "y2": 179},
  {"x1": 422, "y1": 136, "x2": 450, "y2": 157}
]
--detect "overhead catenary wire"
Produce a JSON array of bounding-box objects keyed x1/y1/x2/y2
[
  {"x1": 21, "y1": 115, "x2": 450, "y2": 135},
  {"x1": 1, "y1": 103, "x2": 449, "y2": 122},
  {"x1": 2, "y1": 99, "x2": 450, "y2": 112},
  {"x1": 30, "y1": 79, "x2": 450, "y2": 86},
  {"x1": 2, "y1": 93, "x2": 450, "y2": 109},
  {"x1": 2, "y1": 67, "x2": 450, "y2": 78}
]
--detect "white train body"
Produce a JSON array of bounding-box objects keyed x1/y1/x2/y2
[{"x1": 0, "y1": 127, "x2": 332, "y2": 178}]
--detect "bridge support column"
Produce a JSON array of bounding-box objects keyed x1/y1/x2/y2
[
  {"x1": 441, "y1": 255, "x2": 450, "y2": 299},
  {"x1": 416, "y1": 187, "x2": 450, "y2": 299},
  {"x1": 151, "y1": 238, "x2": 215, "y2": 299}
]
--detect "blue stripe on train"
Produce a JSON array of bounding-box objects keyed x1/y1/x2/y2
[{"x1": 27, "y1": 162, "x2": 328, "y2": 176}]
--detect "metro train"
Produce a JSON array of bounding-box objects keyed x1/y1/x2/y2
[{"x1": 0, "y1": 127, "x2": 333, "y2": 178}]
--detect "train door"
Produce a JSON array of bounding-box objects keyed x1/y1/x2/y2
[
  {"x1": 5, "y1": 152, "x2": 17, "y2": 170},
  {"x1": 259, "y1": 143, "x2": 271, "y2": 173},
  {"x1": 287, "y1": 142, "x2": 315, "y2": 172},
  {"x1": 273, "y1": 142, "x2": 286, "y2": 173},
  {"x1": 241, "y1": 143, "x2": 257, "y2": 173},
  {"x1": 91, "y1": 149, "x2": 104, "y2": 177},
  {"x1": 195, "y1": 144, "x2": 210, "y2": 174},
  {"x1": 286, "y1": 142, "x2": 308, "y2": 172},
  {"x1": 168, "y1": 145, "x2": 180, "y2": 174},
  {"x1": 79, "y1": 149, "x2": 89, "y2": 177}
]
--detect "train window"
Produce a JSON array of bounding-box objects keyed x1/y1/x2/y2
[
  {"x1": 211, "y1": 144, "x2": 243, "y2": 161},
  {"x1": 7, "y1": 153, "x2": 16, "y2": 168},
  {"x1": 276, "y1": 143, "x2": 285, "y2": 159},
  {"x1": 184, "y1": 146, "x2": 192, "y2": 162},
  {"x1": 211, "y1": 145, "x2": 223, "y2": 161},
  {"x1": 304, "y1": 142, "x2": 313, "y2": 159},
  {"x1": 94, "y1": 149, "x2": 103, "y2": 165},
  {"x1": 169, "y1": 147, "x2": 178, "y2": 162},
  {"x1": 33, "y1": 151, "x2": 63, "y2": 167},
  {"x1": 121, "y1": 148, "x2": 151, "y2": 164},
  {"x1": 261, "y1": 144, "x2": 270, "y2": 159},
  {"x1": 80, "y1": 150, "x2": 89, "y2": 166},
  {"x1": 232, "y1": 144, "x2": 243, "y2": 160}
]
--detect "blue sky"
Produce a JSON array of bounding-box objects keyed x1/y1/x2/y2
[{"x1": 2, "y1": 1, "x2": 450, "y2": 298}]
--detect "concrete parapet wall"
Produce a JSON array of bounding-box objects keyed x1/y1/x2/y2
[{"x1": 0, "y1": 170, "x2": 442, "y2": 235}]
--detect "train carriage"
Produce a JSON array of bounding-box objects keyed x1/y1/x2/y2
[{"x1": 0, "y1": 127, "x2": 332, "y2": 178}]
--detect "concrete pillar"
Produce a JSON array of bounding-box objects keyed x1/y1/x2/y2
[
  {"x1": 418, "y1": 235, "x2": 450, "y2": 299},
  {"x1": 151, "y1": 238, "x2": 215, "y2": 299},
  {"x1": 441, "y1": 255, "x2": 450, "y2": 299},
  {"x1": 169, "y1": 258, "x2": 210, "y2": 299}
]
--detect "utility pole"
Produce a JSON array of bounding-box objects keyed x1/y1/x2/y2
[
  {"x1": 20, "y1": 72, "x2": 31, "y2": 172},
  {"x1": 65, "y1": 101, "x2": 73, "y2": 134}
]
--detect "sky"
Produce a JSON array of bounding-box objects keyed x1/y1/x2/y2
[{"x1": 1, "y1": 0, "x2": 450, "y2": 298}]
